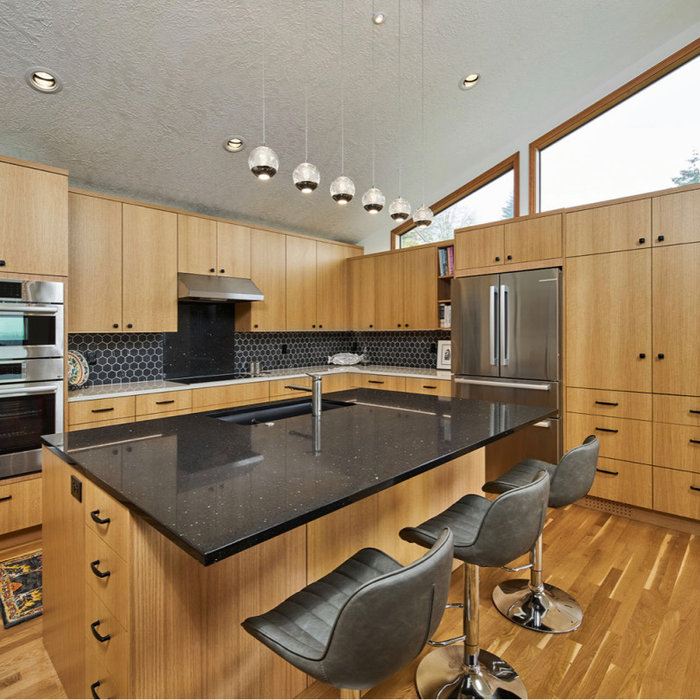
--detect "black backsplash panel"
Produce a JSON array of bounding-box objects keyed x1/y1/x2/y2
[{"x1": 354, "y1": 330, "x2": 451, "y2": 367}]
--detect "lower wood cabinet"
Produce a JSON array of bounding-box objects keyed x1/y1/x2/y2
[
  {"x1": 68, "y1": 396, "x2": 136, "y2": 430},
  {"x1": 588, "y1": 458, "x2": 652, "y2": 509},
  {"x1": 404, "y1": 377, "x2": 451, "y2": 397},
  {"x1": 191, "y1": 381, "x2": 269, "y2": 412},
  {"x1": 653, "y1": 466, "x2": 700, "y2": 520},
  {"x1": 358, "y1": 374, "x2": 406, "y2": 392},
  {"x1": 0, "y1": 475, "x2": 42, "y2": 535}
]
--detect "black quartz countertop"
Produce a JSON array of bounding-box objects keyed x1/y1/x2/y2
[{"x1": 42, "y1": 389, "x2": 554, "y2": 565}]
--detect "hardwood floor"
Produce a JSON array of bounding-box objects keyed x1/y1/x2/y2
[{"x1": 0, "y1": 506, "x2": 698, "y2": 699}]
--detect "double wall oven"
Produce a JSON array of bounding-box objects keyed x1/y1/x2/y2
[{"x1": 0, "y1": 280, "x2": 64, "y2": 476}]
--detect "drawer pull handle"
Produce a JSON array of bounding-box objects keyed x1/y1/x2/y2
[
  {"x1": 155, "y1": 400, "x2": 175, "y2": 405},
  {"x1": 91, "y1": 407, "x2": 115, "y2": 414},
  {"x1": 90, "y1": 620, "x2": 112, "y2": 643},
  {"x1": 594, "y1": 401, "x2": 619, "y2": 407},
  {"x1": 690, "y1": 409, "x2": 700, "y2": 415},
  {"x1": 90, "y1": 509, "x2": 111, "y2": 525},
  {"x1": 595, "y1": 427, "x2": 619, "y2": 433},
  {"x1": 596, "y1": 468, "x2": 619, "y2": 476},
  {"x1": 368, "y1": 380, "x2": 385, "y2": 384},
  {"x1": 0, "y1": 495, "x2": 12, "y2": 503},
  {"x1": 90, "y1": 560, "x2": 111, "y2": 579},
  {"x1": 423, "y1": 385, "x2": 437, "y2": 389},
  {"x1": 90, "y1": 681, "x2": 102, "y2": 699},
  {"x1": 690, "y1": 485, "x2": 700, "y2": 492},
  {"x1": 690, "y1": 439, "x2": 700, "y2": 445}
]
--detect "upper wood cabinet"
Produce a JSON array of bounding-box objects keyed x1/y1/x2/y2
[
  {"x1": 286, "y1": 236, "x2": 317, "y2": 330},
  {"x1": 216, "y1": 222, "x2": 251, "y2": 278},
  {"x1": 503, "y1": 214, "x2": 561, "y2": 263},
  {"x1": 565, "y1": 199, "x2": 651, "y2": 257},
  {"x1": 317, "y1": 242, "x2": 352, "y2": 330},
  {"x1": 652, "y1": 188, "x2": 700, "y2": 247},
  {"x1": 455, "y1": 224, "x2": 504, "y2": 270},
  {"x1": 0, "y1": 159, "x2": 68, "y2": 276},
  {"x1": 375, "y1": 253, "x2": 405, "y2": 330},
  {"x1": 348, "y1": 256, "x2": 376, "y2": 330}
]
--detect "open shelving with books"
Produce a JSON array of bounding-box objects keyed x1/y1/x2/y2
[{"x1": 437, "y1": 243, "x2": 454, "y2": 329}]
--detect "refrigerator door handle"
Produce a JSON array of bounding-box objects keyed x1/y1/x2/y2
[
  {"x1": 500, "y1": 284, "x2": 509, "y2": 366},
  {"x1": 489, "y1": 285, "x2": 498, "y2": 366},
  {"x1": 453, "y1": 377, "x2": 552, "y2": 391}
]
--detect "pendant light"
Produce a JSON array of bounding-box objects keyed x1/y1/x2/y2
[
  {"x1": 389, "y1": 0, "x2": 411, "y2": 222},
  {"x1": 249, "y1": 24, "x2": 279, "y2": 180},
  {"x1": 362, "y1": 5, "x2": 385, "y2": 214},
  {"x1": 293, "y1": 0, "x2": 320, "y2": 193},
  {"x1": 413, "y1": 1, "x2": 433, "y2": 228},
  {"x1": 330, "y1": 0, "x2": 355, "y2": 204}
]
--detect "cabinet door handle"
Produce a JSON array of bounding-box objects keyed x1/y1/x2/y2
[
  {"x1": 0, "y1": 495, "x2": 12, "y2": 503},
  {"x1": 690, "y1": 409, "x2": 700, "y2": 415},
  {"x1": 495, "y1": 256, "x2": 500, "y2": 262},
  {"x1": 126, "y1": 323, "x2": 133, "y2": 329},
  {"x1": 368, "y1": 380, "x2": 385, "y2": 384},
  {"x1": 112, "y1": 323, "x2": 119, "y2": 329},
  {"x1": 90, "y1": 509, "x2": 110, "y2": 525},
  {"x1": 90, "y1": 681, "x2": 102, "y2": 699},
  {"x1": 209, "y1": 268, "x2": 215, "y2": 273},
  {"x1": 91, "y1": 407, "x2": 115, "y2": 414},
  {"x1": 638, "y1": 237, "x2": 646, "y2": 244},
  {"x1": 690, "y1": 485, "x2": 700, "y2": 492},
  {"x1": 368, "y1": 324, "x2": 373, "y2": 328},
  {"x1": 220, "y1": 269, "x2": 225, "y2": 274},
  {"x1": 690, "y1": 439, "x2": 700, "y2": 445},
  {"x1": 155, "y1": 400, "x2": 175, "y2": 405},
  {"x1": 506, "y1": 254, "x2": 512, "y2": 260},
  {"x1": 594, "y1": 400, "x2": 619, "y2": 406},
  {"x1": 423, "y1": 385, "x2": 437, "y2": 389},
  {"x1": 657, "y1": 353, "x2": 665, "y2": 359},
  {"x1": 90, "y1": 620, "x2": 112, "y2": 643},
  {"x1": 90, "y1": 560, "x2": 111, "y2": 579},
  {"x1": 596, "y1": 468, "x2": 619, "y2": 476},
  {"x1": 639, "y1": 353, "x2": 646, "y2": 359},
  {"x1": 595, "y1": 427, "x2": 619, "y2": 433},
  {"x1": 0, "y1": 260, "x2": 5, "y2": 267},
  {"x1": 657, "y1": 235, "x2": 665, "y2": 242}
]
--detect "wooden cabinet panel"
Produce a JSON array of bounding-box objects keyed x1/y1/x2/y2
[
  {"x1": 653, "y1": 394, "x2": 700, "y2": 427},
  {"x1": 68, "y1": 193, "x2": 123, "y2": 332},
  {"x1": 85, "y1": 585, "x2": 130, "y2": 685},
  {"x1": 565, "y1": 249, "x2": 651, "y2": 392},
  {"x1": 504, "y1": 214, "x2": 562, "y2": 263},
  {"x1": 216, "y1": 222, "x2": 250, "y2": 278},
  {"x1": 85, "y1": 639, "x2": 128, "y2": 700},
  {"x1": 454, "y1": 224, "x2": 504, "y2": 270},
  {"x1": 135, "y1": 390, "x2": 192, "y2": 416},
  {"x1": 178, "y1": 214, "x2": 217, "y2": 275},
  {"x1": 359, "y1": 374, "x2": 406, "y2": 392},
  {"x1": 403, "y1": 246, "x2": 437, "y2": 329},
  {"x1": 286, "y1": 236, "x2": 317, "y2": 330},
  {"x1": 348, "y1": 256, "x2": 376, "y2": 330},
  {"x1": 268, "y1": 377, "x2": 312, "y2": 399},
  {"x1": 0, "y1": 476, "x2": 41, "y2": 534},
  {"x1": 652, "y1": 188, "x2": 700, "y2": 247},
  {"x1": 565, "y1": 199, "x2": 651, "y2": 257},
  {"x1": 69, "y1": 397, "x2": 135, "y2": 427},
  {"x1": 321, "y1": 373, "x2": 356, "y2": 392},
  {"x1": 316, "y1": 241, "x2": 348, "y2": 330},
  {"x1": 375, "y1": 253, "x2": 404, "y2": 330},
  {"x1": 566, "y1": 387, "x2": 652, "y2": 421},
  {"x1": 652, "y1": 243, "x2": 700, "y2": 396},
  {"x1": 653, "y1": 423, "x2": 700, "y2": 473},
  {"x1": 653, "y1": 466, "x2": 700, "y2": 520},
  {"x1": 588, "y1": 458, "x2": 652, "y2": 509},
  {"x1": 85, "y1": 528, "x2": 130, "y2": 628},
  {"x1": 134, "y1": 409, "x2": 191, "y2": 422},
  {"x1": 69, "y1": 417, "x2": 135, "y2": 431},
  {"x1": 0, "y1": 161, "x2": 68, "y2": 276},
  {"x1": 565, "y1": 412, "x2": 651, "y2": 464},
  {"x1": 405, "y1": 377, "x2": 451, "y2": 396},
  {"x1": 122, "y1": 204, "x2": 178, "y2": 332},
  {"x1": 191, "y1": 381, "x2": 269, "y2": 410},
  {"x1": 84, "y1": 479, "x2": 131, "y2": 559}
]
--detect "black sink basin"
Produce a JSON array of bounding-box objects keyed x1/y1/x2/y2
[{"x1": 210, "y1": 398, "x2": 353, "y2": 425}]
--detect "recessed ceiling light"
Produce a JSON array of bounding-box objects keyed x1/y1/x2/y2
[
  {"x1": 372, "y1": 12, "x2": 386, "y2": 25},
  {"x1": 223, "y1": 136, "x2": 245, "y2": 152},
  {"x1": 25, "y1": 67, "x2": 63, "y2": 93},
  {"x1": 460, "y1": 73, "x2": 480, "y2": 90}
]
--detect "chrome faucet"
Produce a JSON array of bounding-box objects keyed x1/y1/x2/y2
[{"x1": 285, "y1": 373, "x2": 322, "y2": 417}]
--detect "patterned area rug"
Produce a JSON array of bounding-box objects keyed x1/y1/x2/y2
[{"x1": 0, "y1": 550, "x2": 42, "y2": 628}]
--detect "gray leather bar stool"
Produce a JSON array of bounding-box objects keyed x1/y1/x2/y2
[
  {"x1": 242, "y1": 528, "x2": 454, "y2": 698},
  {"x1": 400, "y1": 470, "x2": 550, "y2": 699},
  {"x1": 482, "y1": 435, "x2": 599, "y2": 634}
]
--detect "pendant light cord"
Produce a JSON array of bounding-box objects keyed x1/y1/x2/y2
[
  {"x1": 371, "y1": 0, "x2": 376, "y2": 186},
  {"x1": 340, "y1": 0, "x2": 345, "y2": 175},
  {"x1": 398, "y1": 0, "x2": 402, "y2": 196},
  {"x1": 304, "y1": 0, "x2": 309, "y2": 162},
  {"x1": 262, "y1": 23, "x2": 266, "y2": 145},
  {"x1": 421, "y1": 0, "x2": 425, "y2": 205}
]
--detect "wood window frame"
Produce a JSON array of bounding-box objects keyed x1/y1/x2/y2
[
  {"x1": 529, "y1": 37, "x2": 700, "y2": 213},
  {"x1": 391, "y1": 152, "x2": 520, "y2": 250}
]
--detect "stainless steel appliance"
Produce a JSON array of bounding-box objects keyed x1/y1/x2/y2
[
  {"x1": 451, "y1": 268, "x2": 561, "y2": 476},
  {"x1": 0, "y1": 279, "x2": 64, "y2": 477}
]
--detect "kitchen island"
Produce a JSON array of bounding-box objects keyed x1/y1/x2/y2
[{"x1": 41, "y1": 389, "x2": 554, "y2": 699}]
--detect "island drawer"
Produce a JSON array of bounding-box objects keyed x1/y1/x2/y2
[
  {"x1": 84, "y1": 479, "x2": 131, "y2": 558},
  {"x1": 69, "y1": 396, "x2": 135, "y2": 427},
  {"x1": 405, "y1": 377, "x2": 451, "y2": 396},
  {"x1": 653, "y1": 423, "x2": 700, "y2": 473},
  {"x1": 653, "y1": 466, "x2": 700, "y2": 520},
  {"x1": 0, "y1": 476, "x2": 42, "y2": 535},
  {"x1": 359, "y1": 374, "x2": 407, "y2": 392},
  {"x1": 85, "y1": 639, "x2": 128, "y2": 700},
  {"x1": 653, "y1": 395, "x2": 700, "y2": 427},
  {"x1": 565, "y1": 412, "x2": 651, "y2": 464},
  {"x1": 587, "y1": 458, "x2": 652, "y2": 509},
  {"x1": 135, "y1": 390, "x2": 191, "y2": 416},
  {"x1": 85, "y1": 585, "x2": 130, "y2": 685},
  {"x1": 85, "y1": 528, "x2": 130, "y2": 628},
  {"x1": 192, "y1": 381, "x2": 269, "y2": 411},
  {"x1": 566, "y1": 387, "x2": 651, "y2": 421}
]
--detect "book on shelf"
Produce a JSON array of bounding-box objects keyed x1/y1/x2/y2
[
  {"x1": 438, "y1": 302, "x2": 452, "y2": 329},
  {"x1": 447, "y1": 245, "x2": 454, "y2": 275},
  {"x1": 438, "y1": 245, "x2": 455, "y2": 276}
]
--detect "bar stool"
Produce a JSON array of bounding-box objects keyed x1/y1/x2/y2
[
  {"x1": 482, "y1": 435, "x2": 599, "y2": 634},
  {"x1": 241, "y1": 528, "x2": 453, "y2": 698},
  {"x1": 400, "y1": 470, "x2": 550, "y2": 699}
]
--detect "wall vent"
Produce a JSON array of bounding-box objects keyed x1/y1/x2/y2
[{"x1": 581, "y1": 495, "x2": 633, "y2": 518}]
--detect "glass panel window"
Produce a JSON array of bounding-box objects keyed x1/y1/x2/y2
[
  {"x1": 540, "y1": 54, "x2": 700, "y2": 211},
  {"x1": 401, "y1": 169, "x2": 514, "y2": 248}
]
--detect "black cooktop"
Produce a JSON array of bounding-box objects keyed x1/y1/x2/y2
[{"x1": 170, "y1": 373, "x2": 248, "y2": 385}]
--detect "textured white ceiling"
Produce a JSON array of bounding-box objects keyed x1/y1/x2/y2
[{"x1": 1, "y1": 1, "x2": 699, "y2": 246}]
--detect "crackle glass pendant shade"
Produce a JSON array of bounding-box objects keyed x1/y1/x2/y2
[
  {"x1": 248, "y1": 145, "x2": 279, "y2": 180},
  {"x1": 362, "y1": 187, "x2": 385, "y2": 214},
  {"x1": 293, "y1": 162, "x2": 320, "y2": 193},
  {"x1": 330, "y1": 175, "x2": 355, "y2": 204},
  {"x1": 413, "y1": 205, "x2": 434, "y2": 228},
  {"x1": 389, "y1": 196, "x2": 411, "y2": 221}
]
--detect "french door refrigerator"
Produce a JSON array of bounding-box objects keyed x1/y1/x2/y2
[{"x1": 451, "y1": 268, "x2": 562, "y2": 474}]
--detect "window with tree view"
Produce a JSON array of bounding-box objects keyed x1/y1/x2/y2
[
  {"x1": 400, "y1": 168, "x2": 515, "y2": 248},
  {"x1": 539, "y1": 54, "x2": 700, "y2": 211}
]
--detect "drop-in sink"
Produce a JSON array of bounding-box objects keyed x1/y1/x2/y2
[{"x1": 210, "y1": 398, "x2": 353, "y2": 425}]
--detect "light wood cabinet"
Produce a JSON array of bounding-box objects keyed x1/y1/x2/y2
[
  {"x1": 359, "y1": 374, "x2": 406, "y2": 392},
  {"x1": 653, "y1": 395, "x2": 700, "y2": 427},
  {"x1": 348, "y1": 255, "x2": 376, "y2": 330},
  {"x1": 216, "y1": 222, "x2": 251, "y2": 278},
  {"x1": 653, "y1": 466, "x2": 700, "y2": 520},
  {"x1": 0, "y1": 159, "x2": 68, "y2": 276},
  {"x1": 565, "y1": 198, "x2": 651, "y2": 257},
  {"x1": 191, "y1": 381, "x2": 269, "y2": 412},
  {"x1": 0, "y1": 475, "x2": 42, "y2": 535},
  {"x1": 455, "y1": 224, "x2": 504, "y2": 270},
  {"x1": 652, "y1": 188, "x2": 700, "y2": 247},
  {"x1": 566, "y1": 249, "x2": 651, "y2": 392},
  {"x1": 135, "y1": 390, "x2": 192, "y2": 416},
  {"x1": 503, "y1": 214, "x2": 562, "y2": 263},
  {"x1": 316, "y1": 241, "x2": 351, "y2": 330},
  {"x1": 653, "y1": 423, "x2": 700, "y2": 473},
  {"x1": 404, "y1": 377, "x2": 451, "y2": 396},
  {"x1": 588, "y1": 458, "x2": 652, "y2": 509},
  {"x1": 375, "y1": 252, "x2": 405, "y2": 330},
  {"x1": 286, "y1": 236, "x2": 317, "y2": 330},
  {"x1": 566, "y1": 387, "x2": 652, "y2": 421},
  {"x1": 69, "y1": 396, "x2": 136, "y2": 428}
]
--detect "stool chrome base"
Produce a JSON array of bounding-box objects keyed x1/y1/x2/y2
[
  {"x1": 416, "y1": 646, "x2": 527, "y2": 699},
  {"x1": 492, "y1": 579, "x2": 583, "y2": 634}
]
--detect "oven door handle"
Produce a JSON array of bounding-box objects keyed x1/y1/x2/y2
[
  {"x1": 0, "y1": 385, "x2": 59, "y2": 397},
  {"x1": 0, "y1": 304, "x2": 60, "y2": 315}
]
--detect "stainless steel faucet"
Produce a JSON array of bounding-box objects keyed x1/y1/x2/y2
[{"x1": 285, "y1": 373, "x2": 322, "y2": 417}]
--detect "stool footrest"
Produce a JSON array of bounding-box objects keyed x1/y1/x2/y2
[
  {"x1": 427, "y1": 634, "x2": 466, "y2": 647},
  {"x1": 503, "y1": 562, "x2": 533, "y2": 572},
  {"x1": 444, "y1": 602, "x2": 464, "y2": 609}
]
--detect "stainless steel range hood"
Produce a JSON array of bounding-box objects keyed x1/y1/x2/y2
[{"x1": 178, "y1": 273, "x2": 264, "y2": 302}]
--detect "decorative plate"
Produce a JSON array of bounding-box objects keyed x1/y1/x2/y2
[{"x1": 67, "y1": 350, "x2": 89, "y2": 387}]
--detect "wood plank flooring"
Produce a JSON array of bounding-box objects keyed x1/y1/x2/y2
[{"x1": 0, "y1": 505, "x2": 698, "y2": 699}]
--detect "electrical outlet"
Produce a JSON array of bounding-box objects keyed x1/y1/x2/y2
[
  {"x1": 281, "y1": 344, "x2": 288, "y2": 354},
  {"x1": 70, "y1": 475, "x2": 82, "y2": 502}
]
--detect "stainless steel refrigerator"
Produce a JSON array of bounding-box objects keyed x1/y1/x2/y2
[{"x1": 451, "y1": 268, "x2": 561, "y2": 477}]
